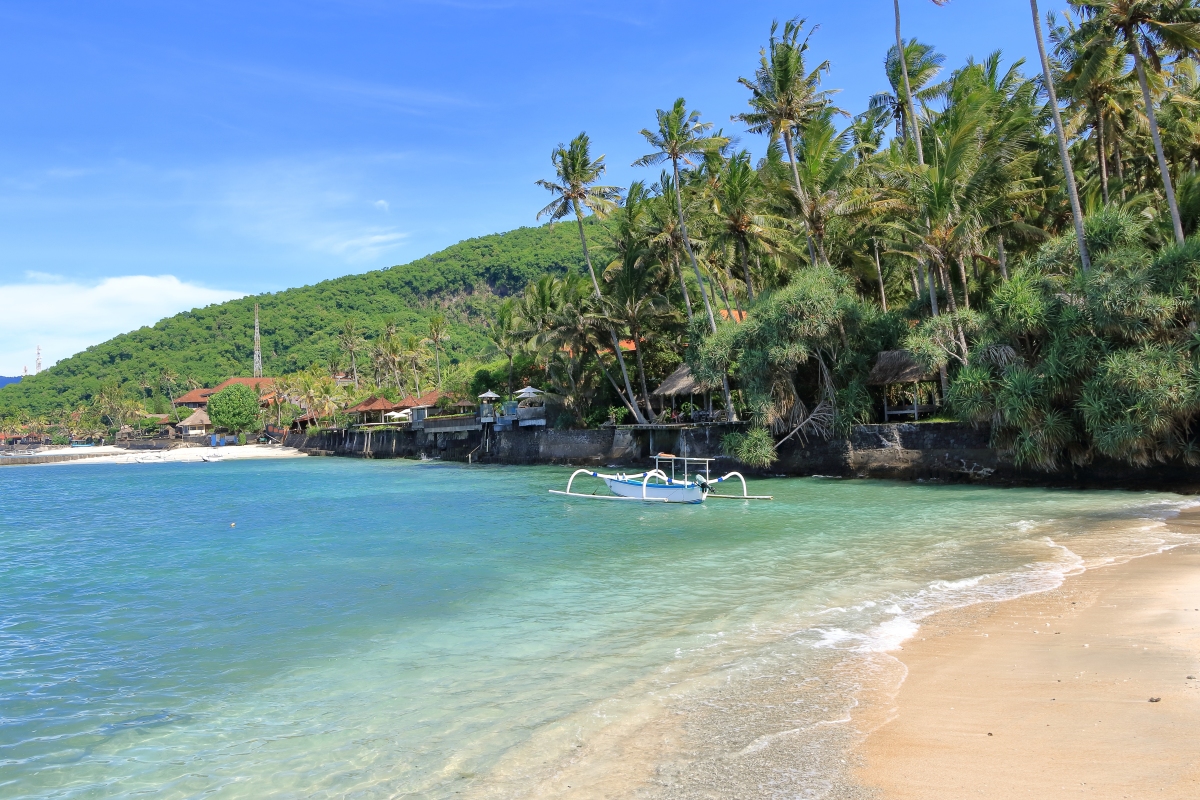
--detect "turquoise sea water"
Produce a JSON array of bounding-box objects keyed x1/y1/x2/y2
[{"x1": 1, "y1": 458, "x2": 1195, "y2": 798}]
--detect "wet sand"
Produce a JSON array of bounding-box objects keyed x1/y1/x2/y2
[{"x1": 857, "y1": 516, "x2": 1200, "y2": 799}]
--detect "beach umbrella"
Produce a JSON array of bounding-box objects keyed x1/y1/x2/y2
[
  {"x1": 478, "y1": 390, "x2": 501, "y2": 400},
  {"x1": 514, "y1": 386, "x2": 543, "y2": 398}
]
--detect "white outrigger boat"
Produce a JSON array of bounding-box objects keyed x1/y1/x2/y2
[{"x1": 549, "y1": 455, "x2": 772, "y2": 504}]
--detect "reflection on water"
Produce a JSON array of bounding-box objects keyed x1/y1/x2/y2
[{"x1": 0, "y1": 459, "x2": 1193, "y2": 798}]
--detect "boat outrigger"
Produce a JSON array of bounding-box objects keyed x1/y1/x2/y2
[{"x1": 549, "y1": 454, "x2": 772, "y2": 504}]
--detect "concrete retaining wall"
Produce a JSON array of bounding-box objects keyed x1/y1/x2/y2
[{"x1": 282, "y1": 422, "x2": 1200, "y2": 490}]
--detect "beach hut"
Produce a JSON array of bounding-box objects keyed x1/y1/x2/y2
[
  {"x1": 178, "y1": 409, "x2": 213, "y2": 437},
  {"x1": 651, "y1": 365, "x2": 714, "y2": 418},
  {"x1": 867, "y1": 351, "x2": 940, "y2": 421}
]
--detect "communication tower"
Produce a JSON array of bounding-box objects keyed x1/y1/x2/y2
[
  {"x1": 35, "y1": 346, "x2": 41, "y2": 375},
  {"x1": 253, "y1": 304, "x2": 263, "y2": 378}
]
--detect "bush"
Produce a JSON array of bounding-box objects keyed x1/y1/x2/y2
[
  {"x1": 51, "y1": 433, "x2": 69, "y2": 446},
  {"x1": 207, "y1": 384, "x2": 261, "y2": 433}
]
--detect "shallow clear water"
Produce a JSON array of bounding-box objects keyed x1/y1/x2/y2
[{"x1": 0, "y1": 459, "x2": 1194, "y2": 798}]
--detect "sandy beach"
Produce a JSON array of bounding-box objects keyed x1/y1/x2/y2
[
  {"x1": 857, "y1": 513, "x2": 1200, "y2": 799},
  {"x1": 27, "y1": 442, "x2": 307, "y2": 465}
]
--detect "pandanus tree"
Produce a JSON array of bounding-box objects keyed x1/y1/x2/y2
[
  {"x1": 635, "y1": 98, "x2": 737, "y2": 419},
  {"x1": 537, "y1": 133, "x2": 646, "y2": 423},
  {"x1": 1074, "y1": 0, "x2": 1200, "y2": 245}
]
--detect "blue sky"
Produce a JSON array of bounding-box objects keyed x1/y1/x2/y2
[{"x1": 0, "y1": 0, "x2": 1072, "y2": 374}]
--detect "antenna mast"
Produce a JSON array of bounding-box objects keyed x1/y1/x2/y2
[
  {"x1": 35, "y1": 346, "x2": 41, "y2": 375},
  {"x1": 253, "y1": 304, "x2": 263, "y2": 378}
]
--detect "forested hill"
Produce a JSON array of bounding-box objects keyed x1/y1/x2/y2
[{"x1": 0, "y1": 220, "x2": 599, "y2": 414}]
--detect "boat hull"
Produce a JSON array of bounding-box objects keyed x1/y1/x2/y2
[{"x1": 603, "y1": 477, "x2": 705, "y2": 504}]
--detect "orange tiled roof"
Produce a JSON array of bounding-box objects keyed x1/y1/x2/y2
[
  {"x1": 174, "y1": 377, "x2": 275, "y2": 406},
  {"x1": 346, "y1": 396, "x2": 403, "y2": 414},
  {"x1": 395, "y1": 390, "x2": 447, "y2": 409}
]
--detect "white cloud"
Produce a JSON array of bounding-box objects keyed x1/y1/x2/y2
[
  {"x1": 374, "y1": 199, "x2": 389, "y2": 212},
  {"x1": 0, "y1": 275, "x2": 243, "y2": 375}
]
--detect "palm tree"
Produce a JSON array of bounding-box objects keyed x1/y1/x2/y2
[
  {"x1": 707, "y1": 151, "x2": 789, "y2": 299},
  {"x1": 1075, "y1": 0, "x2": 1200, "y2": 244},
  {"x1": 635, "y1": 98, "x2": 737, "y2": 419},
  {"x1": 786, "y1": 109, "x2": 888, "y2": 265},
  {"x1": 536, "y1": 132, "x2": 647, "y2": 424},
  {"x1": 1053, "y1": 12, "x2": 1138, "y2": 204},
  {"x1": 735, "y1": 18, "x2": 835, "y2": 262},
  {"x1": 601, "y1": 249, "x2": 678, "y2": 418},
  {"x1": 427, "y1": 313, "x2": 449, "y2": 391},
  {"x1": 644, "y1": 173, "x2": 696, "y2": 322},
  {"x1": 159, "y1": 368, "x2": 181, "y2": 422},
  {"x1": 486, "y1": 299, "x2": 521, "y2": 402},
  {"x1": 400, "y1": 333, "x2": 427, "y2": 398},
  {"x1": 1032, "y1": 0, "x2": 1093, "y2": 271},
  {"x1": 893, "y1": 1, "x2": 953, "y2": 165},
  {"x1": 337, "y1": 318, "x2": 366, "y2": 387},
  {"x1": 870, "y1": 39, "x2": 947, "y2": 144}
]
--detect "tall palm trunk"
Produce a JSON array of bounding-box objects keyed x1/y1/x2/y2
[
  {"x1": 1128, "y1": 30, "x2": 1185, "y2": 244},
  {"x1": 894, "y1": 0, "x2": 924, "y2": 166},
  {"x1": 1031, "y1": 0, "x2": 1092, "y2": 271},
  {"x1": 673, "y1": 253, "x2": 694, "y2": 322},
  {"x1": 573, "y1": 210, "x2": 647, "y2": 424},
  {"x1": 632, "y1": 329, "x2": 654, "y2": 419},
  {"x1": 956, "y1": 254, "x2": 970, "y2": 311},
  {"x1": 671, "y1": 156, "x2": 737, "y2": 420},
  {"x1": 433, "y1": 345, "x2": 442, "y2": 390},
  {"x1": 998, "y1": 235, "x2": 1009, "y2": 281},
  {"x1": 781, "y1": 129, "x2": 819, "y2": 264},
  {"x1": 738, "y1": 239, "x2": 755, "y2": 301},
  {"x1": 874, "y1": 240, "x2": 888, "y2": 312},
  {"x1": 1095, "y1": 108, "x2": 1110, "y2": 205}
]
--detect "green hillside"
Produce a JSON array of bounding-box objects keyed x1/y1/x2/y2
[{"x1": 0, "y1": 220, "x2": 600, "y2": 415}]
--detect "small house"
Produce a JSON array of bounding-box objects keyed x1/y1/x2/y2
[{"x1": 178, "y1": 409, "x2": 214, "y2": 437}]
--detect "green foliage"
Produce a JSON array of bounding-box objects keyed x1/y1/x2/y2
[
  {"x1": 945, "y1": 227, "x2": 1200, "y2": 470},
  {"x1": 207, "y1": 384, "x2": 261, "y2": 433},
  {"x1": 0, "y1": 221, "x2": 598, "y2": 416},
  {"x1": 722, "y1": 427, "x2": 778, "y2": 468}
]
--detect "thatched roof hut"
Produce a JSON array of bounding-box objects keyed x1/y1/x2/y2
[
  {"x1": 652, "y1": 365, "x2": 707, "y2": 397},
  {"x1": 866, "y1": 351, "x2": 937, "y2": 386}
]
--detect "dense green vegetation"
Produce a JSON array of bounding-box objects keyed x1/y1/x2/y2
[
  {"x1": 0, "y1": 221, "x2": 595, "y2": 415},
  {"x1": 9, "y1": 1, "x2": 1200, "y2": 475},
  {"x1": 207, "y1": 384, "x2": 261, "y2": 434}
]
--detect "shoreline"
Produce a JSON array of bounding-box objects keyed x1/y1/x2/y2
[{"x1": 855, "y1": 510, "x2": 1200, "y2": 798}]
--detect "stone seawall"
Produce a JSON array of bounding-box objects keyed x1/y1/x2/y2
[{"x1": 282, "y1": 422, "x2": 1200, "y2": 489}]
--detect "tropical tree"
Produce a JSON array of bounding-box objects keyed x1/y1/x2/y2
[
  {"x1": 337, "y1": 318, "x2": 366, "y2": 387},
  {"x1": 485, "y1": 299, "x2": 521, "y2": 402},
  {"x1": 536, "y1": 132, "x2": 647, "y2": 423},
  {"x1": 1074, "y1": 0, "x2": 1200, "y2": 244},
  {"x1": 1032, "y1": 0, "x2": 1093, "y2": 270},
  {"x1": 893, "y1": 0, "x2": 953, "y2": 165},
  {"x1": 705, "y1": 151, "x2": 789, "y2": 300},
  {"x1": 207, "y1": 383, "x2": 261, "y2": 434},
  {"x1": 427, "y1": 313, "x2": 449, "y2": 391},
  {"x1": 735, "y1": 17, "x2": 835, "y2": 262},
  {"x1": 635, "y1": 98, "x2": 737, "y2": 419},
  {"x1": 870, "y1": 39, "x2": 948, "y2": 142}
]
